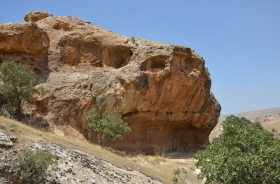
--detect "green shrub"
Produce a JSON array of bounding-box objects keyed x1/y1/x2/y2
[
  {"x1": 87, "y1": 108, "x2": 131, "y2": 146},
  {"x1": 12, "y1": 147, "x2": 58, "y2": 183},
  {"x1": 194, "y1": 115, "x2": 280, "y2": 184},
  {"x1": 172, "y1": 168, "x2": 188, "y2": 184}
]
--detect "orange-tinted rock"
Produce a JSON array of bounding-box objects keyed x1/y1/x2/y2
[
  {"x1": 0, "y1": 23, "x2": 49, "y2": 55},
  {"x1": 0, "y1": 22, "x2": 49, "y2": 73},
  {"x1": 24, "y1": 11, "x2": 52, "y2": 22},
  {"x1": 0, "y1": 12, "x2": 221, "y2": 153}
]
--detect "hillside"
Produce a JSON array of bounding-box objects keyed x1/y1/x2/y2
[
  {"x1": 0, "y1": 10, "x2": 221, "y2": 184},
  {"x1": 210, "y1": 107, "x2": 280, "y2": 140},
  {"x1": 2, "y1": 108, "x2": 277, "y2": 183},
  {"x1": 0, "y1": 116, "x2": 202, "y2": 184}
]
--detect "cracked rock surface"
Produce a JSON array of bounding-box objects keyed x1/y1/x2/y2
[{"x1": 0, "y1": 132, "x2": 161, "y2": 184}]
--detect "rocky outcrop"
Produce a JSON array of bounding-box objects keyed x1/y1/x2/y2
[
  {"x1": 0, "y1": 21, "x2": 49, "y2": 74},
  {"x1": 0, "y1": 142, "x2": 161, "y2": 184},
  {"x1": 0, "y1": 11, "x2": 221, "y2": 153},
  {"x1": 24, "y1": 11, "x2": 53, "y2": 22},
  {"x1": 0, "y1": 130, "x2": 17, "y2": 148}
]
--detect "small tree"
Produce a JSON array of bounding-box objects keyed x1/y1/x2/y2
[
  {"x1": 87, "y1": 108, "x2": 101, "y2": 143},
  {"x1": 194, "y1": 115, "x2": 280, "y2": 184},
  {"x1": 11, "y1": 147, "x2": 58, "y2": 183},
  {"x1": 0, "y1": 61, "x2": 43, "y2": 119},
  {"x1": 87, "y1": 108, "x2": 131, "y2": 146}
]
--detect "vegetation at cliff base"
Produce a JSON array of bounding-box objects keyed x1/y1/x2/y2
[
  {"x1": 0, "y1": 61, "x2": 43, "y2": 119},
  {"x1": 194, "y1": 115, "x2": 280, "y2": 184},
  {"x1": 172, "y1": 167, "x2": 188, "y2": 184},
  {"x1": 87, "y1": 108, "x2": 131, "y2": 146},
  {"x1": 11, "y1": 147, "x2": 58, "y2": 183}
]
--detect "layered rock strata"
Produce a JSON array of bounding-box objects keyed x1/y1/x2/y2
[{"x1": 0, "y1": 11, "x2": 221, "y2": 153}]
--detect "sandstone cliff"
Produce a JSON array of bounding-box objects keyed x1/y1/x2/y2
[{"x1": 0, "y1": 11, "x2": 221, "y2": 153}]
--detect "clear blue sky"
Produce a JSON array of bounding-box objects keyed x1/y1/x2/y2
[{"x1": 1, "y1": 1, "x2": 279, "y2": 114}]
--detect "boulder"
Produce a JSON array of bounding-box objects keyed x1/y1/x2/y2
[
  {"x1": 0, "y1": 11, "x2": 221, "y2": 153},
  {"x1": 0, "y1": 130, "x2": 16, "y2": 148},
  {"x1": 24, "y1": 11, "x2": 53, "y2": 22}
]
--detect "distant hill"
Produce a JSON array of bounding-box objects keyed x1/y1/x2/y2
[
  {"x1": 210, "y1": 107, "x2": 280, "y2": 140},
  {"x1": 218, "y1": 107, "x2": 280, "y2": 124}
]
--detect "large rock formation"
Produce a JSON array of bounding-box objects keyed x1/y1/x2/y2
[{"x1": 0, "y1": 12, "x2": 221, "y2": 153}]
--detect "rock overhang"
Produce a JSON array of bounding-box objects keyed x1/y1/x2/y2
[{"x1": 0, "y1": 11, "x2": 221, "y2": 153}]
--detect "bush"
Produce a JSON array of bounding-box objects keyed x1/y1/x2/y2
[
  {"x1": 0, "y1": 61, "x2": 44, "y2": 119},
  {"x1": 11, "y1": 147, "x2": 58, "y2": 183},
  {"x1": 194, "y1": 115, "x2": 280, "y2": 184},
  {"x1": 172, "y1": 168, "x2": 188, "y2": 184},
  {"x1": 87, "y1": 108, "x2": 131, "y2": 146}
]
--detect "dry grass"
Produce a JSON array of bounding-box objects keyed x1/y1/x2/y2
[
  {"x1": 0, "y1": 116, "x2": 202, "y2": 184},
  {"x1": 152, "y1": 156, "x2": 166, "y2": 164},
  {"x1": 153, "y1": 144, "x2": 166, "y2": 157}
]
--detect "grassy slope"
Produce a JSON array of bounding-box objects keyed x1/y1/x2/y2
[{"x1": 0, "y1": 116, "x2": 202, "y2": 184}]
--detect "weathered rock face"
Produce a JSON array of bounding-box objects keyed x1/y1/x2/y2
[
  {"x1": 0, "y1": 11, "x2": 221, "y2": 153},
  {"x1": 0, "y1": 21, "x2": 49, "y2": 73}
]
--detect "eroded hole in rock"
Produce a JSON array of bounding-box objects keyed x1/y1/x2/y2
[
  {"x1": 184, "y1": 57, "x2": 192, "y2": 69},
  {"x1": 166, "y1": 112, "x2": 173, "y2": 116},
  {"x1": 53, "y1": 22, "x2": 71, "y2": 31},
  {"x1": 102, "y1": 48, "x2": 132, "y2": 68},
  {"x1": 140, "y1": 55, "x2": 168, "y2": 72},
  {"x1": 59, "y1": 36, "x2": 102, "y2": 67}
]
